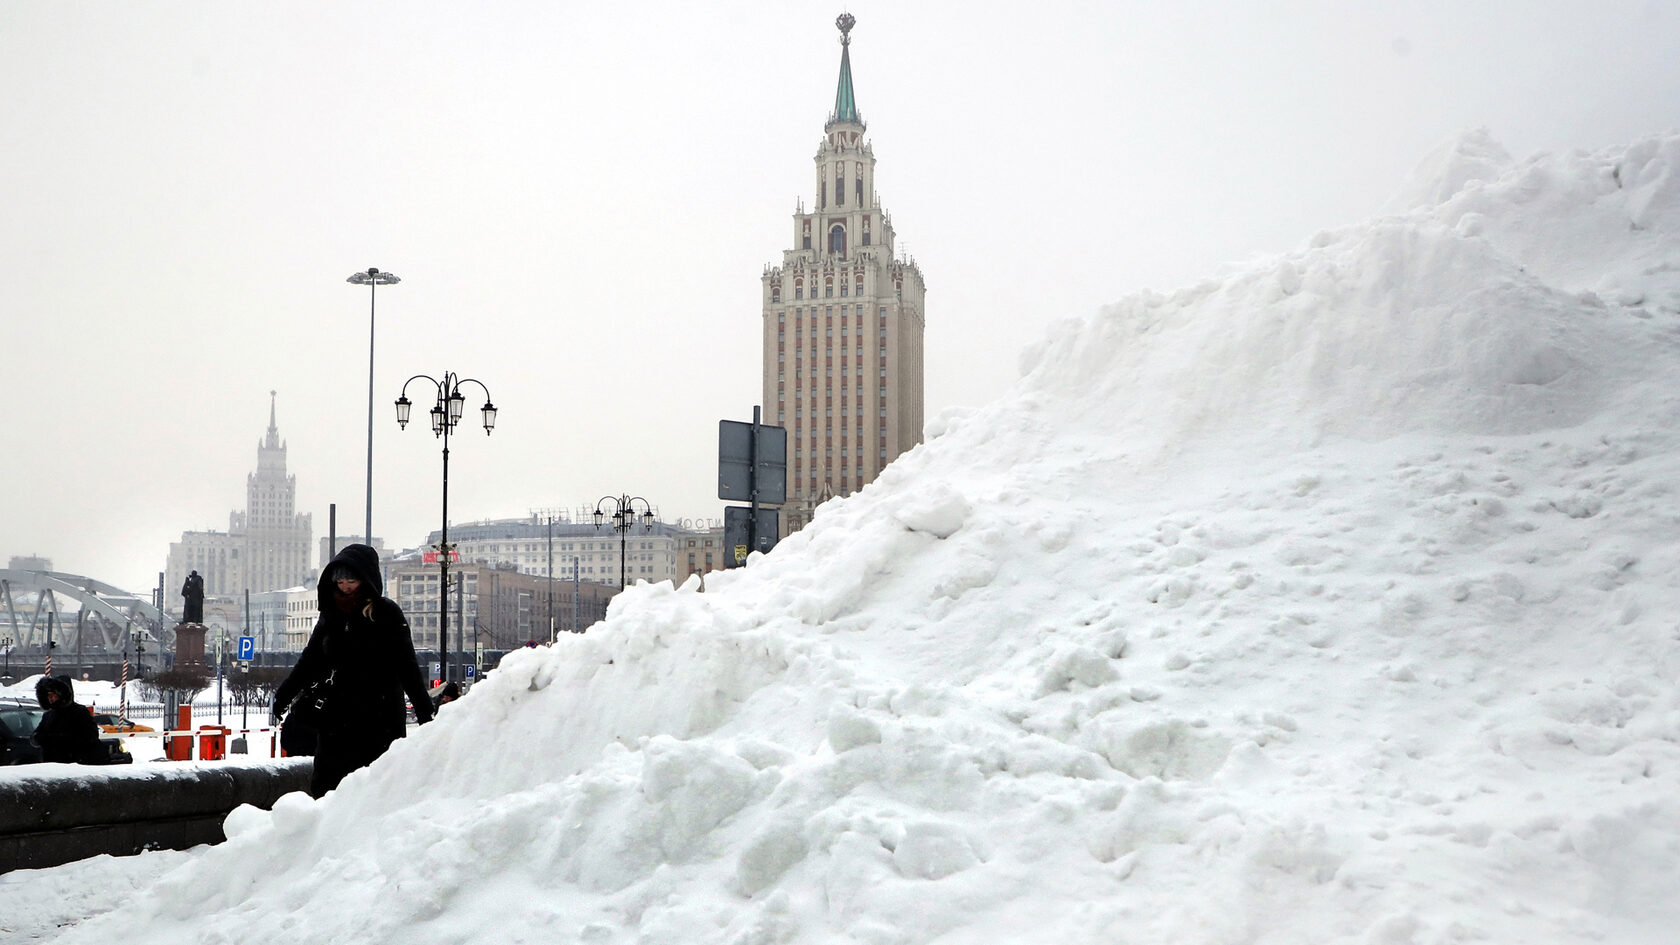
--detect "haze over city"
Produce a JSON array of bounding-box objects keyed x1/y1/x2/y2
[{"x1": 4, "y1": 1, "x2": 1677, "y2": 595}]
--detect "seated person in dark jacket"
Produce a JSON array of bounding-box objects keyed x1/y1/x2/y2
[{"x1": 34, "y1": 675, "x2": 104, "y2": 764}]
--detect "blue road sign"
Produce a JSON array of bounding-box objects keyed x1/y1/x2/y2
[
  {"x1": 464, "y1": 665, "x2": 477, "y2": 678},
  {"x1": 236, "y1": 636, "x2": 255, "y2": 661}
]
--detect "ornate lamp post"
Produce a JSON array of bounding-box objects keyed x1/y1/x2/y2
[
  {"x1": 594, "y1": 494, "x2": 655, "y2": 589},
  {"x1": 397, "y1": 371, "x2": 496, "y2": 684},
  {"x1": 1, "y1": 635, "x2": 13, "y2": 679},
  {"x1": 347, "y1": 268, "x2": 400, "y2": 545}
]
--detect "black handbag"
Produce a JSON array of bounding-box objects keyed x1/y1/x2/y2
[{"x1": 288, "y1": 675, "x2": 335, "y2": 726}]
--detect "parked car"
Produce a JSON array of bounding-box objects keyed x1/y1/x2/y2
[
  {"x1": 0, "y1": 698, "x2": 132, "y2": 765},
  {"x1": 97, "y1": 735, "x2": 134, "y2": 764},
  {"x1": 0, "y1": 700, "x2": 45, "y2": 764},
  {"x1": 90, "y1": 713, "x2": 155, "y2": 734}
]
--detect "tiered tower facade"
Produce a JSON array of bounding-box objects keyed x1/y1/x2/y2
[
  {"x1": 762, "y1": 13, "x2": 927, "y2": 534},
  {"x1": 166, "y1": 392, "x2": 313, "y2": 611},
  {"x1": 232, "y1": 391, "x2": 312, "y2": 595}
]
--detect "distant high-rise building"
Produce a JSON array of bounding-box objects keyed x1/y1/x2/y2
[
  {"x1": 165, "y1": 392, "x2": 314, "y2": 613},
  {"x1": 763, "y1": 13, "x2": 927, "y2": 534}
]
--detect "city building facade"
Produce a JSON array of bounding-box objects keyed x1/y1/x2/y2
[
  {"x1": 422, "y1": 513, "x2": 721, "y2": 589},
  {"x1": 676, "y1": 526, "x2": 727, "y2": 584},
  {"x1": 388, "y1": 559, "x2": 620, "y2": 652},
  {"x1": 762, "y1": 14, "x2": 927, "y2": 535},
  {"x1": 164, "y1": 393, "x2": 314, "y2": 614},
  {"x1": 248, "y1": 584, "x2": 318, "y2": 653}
]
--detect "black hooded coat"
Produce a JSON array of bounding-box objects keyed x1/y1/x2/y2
[
  {"x1": 274, "y1": 543, "x2": 432, "y2": 796},
  {"x1": 34, "y1": 675, "x2": 103, "y2": 764}
]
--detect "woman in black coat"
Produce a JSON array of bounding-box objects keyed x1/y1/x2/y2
[{"x1": 274, "y1": 543, "x2": 433, "y2": 797}]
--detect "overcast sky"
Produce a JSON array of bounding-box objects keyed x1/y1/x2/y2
[{"x1": 3, "y1": 1, "x2": 1677, "y2": 596}]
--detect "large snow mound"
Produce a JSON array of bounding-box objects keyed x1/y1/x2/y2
[
  {"x1": 1015, "y1": 130, "x2": 1680, "y2": 450},
  {"x1": 51, "y1": 133, "x2": 1680, "y2": 945}
]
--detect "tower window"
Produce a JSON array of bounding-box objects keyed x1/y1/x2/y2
[{"x1": 829, "y1": 225, "x2": 846, "y2": 258}]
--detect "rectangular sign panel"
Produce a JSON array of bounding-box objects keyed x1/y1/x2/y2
[
  {"x1": 236, "y1": 636, "x2": 255, "y2": 661},
  {"x1": 718, "y1": 419, "x2": 788, "y2": 505},
  {"x1": 723, "y1": 505, "x2": 780, "y2": 567}
]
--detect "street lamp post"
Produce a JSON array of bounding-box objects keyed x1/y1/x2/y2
[
  {"x1": 1, "y1": 636, "x2": 13, "y2": 679},
  {"x1": 545, "y1": 515, "x2": 556, "y2": 642},
  {"x1": 594, "y1": 494, "x2": 655, "y2": 589},
  {"x1": 397, "y1": 371, "x2": 497, "y2": 685},
  {"x1": 348, "y1": 267, "x2": 400, "y2": 545}
]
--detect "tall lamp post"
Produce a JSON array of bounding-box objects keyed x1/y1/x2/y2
[
  {"x1": 594, "y1": 494, "x2": 655, "y2": 589},
  {"x1": 397, "y1": 371, "x2": 497, "y2": 684},
  {"x1": 1, "y1": 635, "x2": 13, "y2": 679},
  {"x1": 545, "y1": 514, "x2": 556, "y2": 642},
  {"x1": 348, "y1": 267, "x2": 400, "y2": 545}
]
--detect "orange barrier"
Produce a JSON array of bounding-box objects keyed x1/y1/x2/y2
[
  {"x1": 119, "y1": 725, "x2": 280, "y2": 761},
  {"x1": 164, "y1": 705, "x2": 194, "y2": 761},
  {"x1": 197, "y1": 725, "x2": 230, "y2": 761}
]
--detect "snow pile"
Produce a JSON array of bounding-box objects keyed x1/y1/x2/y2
[
  {"x1": 48, "y1": 133, "x2": 1680, "y2": 944},
  {"x1": 1016, "y1": 128, "x2": 1678, "y2": 451}
]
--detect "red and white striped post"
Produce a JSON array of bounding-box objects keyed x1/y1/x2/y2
[{"x1": 119, "y1": 655, "x2": 129, "y2": 718}]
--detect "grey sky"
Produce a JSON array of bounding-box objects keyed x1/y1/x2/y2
[{"x1": 4, "y1": 1, "x2": 1677, "y2": 594}]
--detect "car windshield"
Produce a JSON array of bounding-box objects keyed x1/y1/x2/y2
[{"x1": 1, "y1": 706, "x2": 44, "y2": 737}]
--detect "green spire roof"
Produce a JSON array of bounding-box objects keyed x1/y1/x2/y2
[
  {"x1": 827, "y1": 13, "x2": 863, "y2": 129},
  {"x1": 833, "y1": 41, "x2": 858, "y2": 123}
]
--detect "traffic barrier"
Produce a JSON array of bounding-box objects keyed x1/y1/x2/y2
[
  {"x1": 164, "y1": 704, "x2": 194, "y2": 760},
  {"x1": 198, "y1": 725, "x2": 230, "y2": 761},
  {"x1": 122, "y1": 726, "x2": 281, "y2": 761}
]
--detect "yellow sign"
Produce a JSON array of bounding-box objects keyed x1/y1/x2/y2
[{"x1": 734, "y1": 544, "x2": 749, "y2": 563}]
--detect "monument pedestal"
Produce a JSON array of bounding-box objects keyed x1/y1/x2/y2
[{"x1": 174, "y1": 623, "x2": 207, "y2": 674}]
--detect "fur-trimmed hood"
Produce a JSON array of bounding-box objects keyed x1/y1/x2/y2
[
  {"x1": 35, "y1": 674, "x2": 76, "y2": 709},
  {"x1": 317, "y1": 542, "x2": 384, "y2": 609}
]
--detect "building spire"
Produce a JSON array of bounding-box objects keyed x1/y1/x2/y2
[
  {"x1": 265, "y1": 390, "x2": 280, "y2": 449},
  {"x1": 827, "y1": 13, "x2": 863, "y2": 130}
]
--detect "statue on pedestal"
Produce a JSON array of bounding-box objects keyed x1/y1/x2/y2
[{"x1": 181, "y1": 570, "x2": 205, "y2": 625}]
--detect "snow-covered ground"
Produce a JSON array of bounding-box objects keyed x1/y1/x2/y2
[{"x1": 4, "y1": 130, "x2": 1678, "y2": 944}]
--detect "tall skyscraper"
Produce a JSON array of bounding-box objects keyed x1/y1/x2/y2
[
  {"x1": 233, "y1": 391, "x2": 312, "y2": 594},
  {"x1": 165, "y1": 392, "x2": 313, "y2": 611},
  {"x1": 762, "y1": 13, "x2": 927, "y2": 534}
]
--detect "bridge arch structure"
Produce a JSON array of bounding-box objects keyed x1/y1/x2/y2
[{"x1": 0, "y1": 569, "x2": 171, "y2": 657}]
